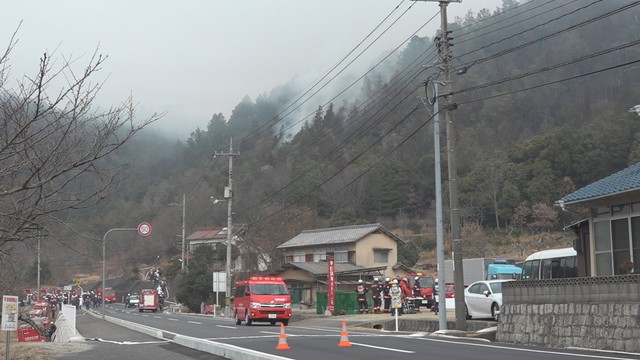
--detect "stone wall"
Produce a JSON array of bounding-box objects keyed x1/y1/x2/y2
[{"x1": 497, "y1": 275, "x2": 640, "y2": 353}]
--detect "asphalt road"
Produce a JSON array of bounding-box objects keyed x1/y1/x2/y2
[
  {"x1": 56, "y1": 308, "x2": 227, "y2": 360},
  {"x1": 82, "y1": 303, "x2": 640, "y2": 360}
]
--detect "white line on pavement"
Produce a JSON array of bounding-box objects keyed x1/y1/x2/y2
[
  {"x1": 188, "y1": 321, "x2": 202, "y2": 324},
  {"x1": 216, "y1": 325, "x2": 237, "y2": 329},
  {"x1": 350, "y1": 342, "x2": 416, "y2": 353}
]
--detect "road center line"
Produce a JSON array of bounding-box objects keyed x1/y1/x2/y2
[
  {"x1": 168, "y1": 318, "x2": 179, "y2": 321},
  {"x1": 188, "y1": 321, "x2": 202, "y2": 324}
]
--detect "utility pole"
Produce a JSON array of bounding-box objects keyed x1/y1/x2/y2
[
  {"x1": 214, "y1": 138, "x2": 239, "y2": 315},
  {"x1": 169, "y1": 195, "x2": 187, "y2": 272},
  {"x1": 418, "y1": 0, "x2": 466, "y2": 330},
  {"x1": 423, "y1": 79, "x2": 447, "y2": 330},
  {"x1": 37, "y1": 232, "x2": 41, "y2": 301},
  {"x1": 180, "y1": 194, "x2": 186, "y2": 271}
]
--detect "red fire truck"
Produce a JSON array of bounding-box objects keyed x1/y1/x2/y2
[
  {"x1": 409, "y1": 272, "x2": 436, "y2": 308},
  {"x1": 138, "y1": 289, "x2": 161, "y2": 312},
  {"x1": 233, "y1": 276, "x2": 292, "y2": 326}
]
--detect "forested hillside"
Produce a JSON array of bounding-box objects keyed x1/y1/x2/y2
[{"x1": 7, "y1": 0, "x2": 640, "y2": 288}]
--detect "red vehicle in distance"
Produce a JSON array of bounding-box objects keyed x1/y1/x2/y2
[
  {"x1": 408, "y1": 272, "x2": 436, "y2": 308},
  {"x1": 96, "y1": 287, "x2": 117, "y2": 303}
]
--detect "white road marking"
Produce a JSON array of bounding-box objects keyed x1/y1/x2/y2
[
  {"x1": 188, "y1": 321, "x2": 202, "y2": 324},
  {"x1": 216, "y1": 325, "x2": 237, "y2": 329},
  {"x1": 350, "y1": 342, "x2": 415, "y2": 353},
  {"x1": 154, "y1": 316, "x2": 162, "y2": 319},
  {"x1": 260, "y1": 331, "x2": 281, "y2": 335},
  {"x1": 420, "y1": 337, "x2": 636, "y2": 359},
  {"x1": 168, "y1": 318, "x2": 179, "y2": 321}
]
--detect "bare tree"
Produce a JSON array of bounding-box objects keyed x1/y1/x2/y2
[{"x1": 0, "y1": 31, "x2": 161, "y2": 265}]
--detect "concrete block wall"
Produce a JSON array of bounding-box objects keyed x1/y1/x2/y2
[{"x1": 497, "y1": 275, "x2": 640, "y2": 353}]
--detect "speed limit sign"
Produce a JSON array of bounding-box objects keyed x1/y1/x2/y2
[{"x1": 138, "y1": 222, "x2": 152, "y2": 237}]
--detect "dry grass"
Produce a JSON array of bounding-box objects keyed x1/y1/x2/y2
[{"x1": 0, "y1": 332, "x2": 92, "y2": 360}]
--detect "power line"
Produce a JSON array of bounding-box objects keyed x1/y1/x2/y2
[{"x1": 459, "y1": 58, "x2": 640, "y2": 105}]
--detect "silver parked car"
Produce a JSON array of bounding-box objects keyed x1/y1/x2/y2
[
  {"x1": 464, "y1": 279, "x2": 512, "y2": 321},
  {"x1": 127, "y1": 294, "x2": 139, "y2": 308}
]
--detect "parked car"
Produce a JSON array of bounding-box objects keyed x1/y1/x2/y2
[
  {"x1": 127, "y1": 294, "x2": 139, "y2": 308},
  {"x1": 464, "y1": 279, "x2": 512, "y2": 321}
]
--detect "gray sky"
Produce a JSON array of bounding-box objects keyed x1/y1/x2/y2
[{"x1": 1, "y1": 0, "x2": 503, "y2": 139}]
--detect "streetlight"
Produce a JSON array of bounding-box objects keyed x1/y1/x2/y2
[{"x1": 102, "y1": 228, "x2": 136, "y2": 320}]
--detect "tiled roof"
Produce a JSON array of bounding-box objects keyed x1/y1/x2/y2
[
  {"x1": 276, "y1": 223, "x2": 403, "y2": 249},
  {"x1": 276, "y1": 262, "x2": 388, "y2": 276},
  {"x1": 558, "y1": 163, "x2": 640, "y2": 205},
  {"x1": 186, "y1": 227, "x2": 225, "y2": 241}
]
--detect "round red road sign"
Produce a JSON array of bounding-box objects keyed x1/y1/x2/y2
[{"x1": 138, "y1": 222, "x2": 152, "y2": 237}]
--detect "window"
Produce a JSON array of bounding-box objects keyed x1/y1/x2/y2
[
  {"x1": 334, "y1": 250, "x2": 348, "y2": 263},
  {"x1": 313, "y1": 250, "x2": 326, "y2": 262},
  {"x1": 522, "y1": 259, "x2": 540, "y2": 280},
  {"x1": 251, "y1": 284, "x2": 288, "y2": 295},
  {"x1": 612, "y1": 218, "x2": 631, "y2": 275},
  {"x1": 293, "y1": 252, "x2": 305, "y2": 262},
  {"x1": 633, "y1": 217, "x2": 640, "y2": 269},
  {"x1": 594, "y1": 220, "x2": 612, "y2": 275},
  {"x1": 234, "y1": 285, "x2": 246, "y2": 298},
  {"x1": 373, "y1": 249, "x2": 389, "y2": 263}
]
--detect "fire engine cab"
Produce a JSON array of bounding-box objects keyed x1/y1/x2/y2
[
  {"x1": 409, "y1": 272, "x2": 436, "y2": 308},
  {"x1": 233, "y1": 276, "x2": 292, "y2": 326}
]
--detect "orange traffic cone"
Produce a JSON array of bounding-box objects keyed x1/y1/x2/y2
[
  {"x1": 338, "y1": 320, "x2": 352, "y2": 347},
  {"x1": 276, "y1": 323, "x2": 291, "y2": 350}
]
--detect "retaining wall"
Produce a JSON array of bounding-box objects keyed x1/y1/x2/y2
[{"x1": 497, "y1": 275, "x2": 640, "y2": 353}]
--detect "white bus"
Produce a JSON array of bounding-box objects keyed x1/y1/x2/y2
[{"x1": 521, "y1": 247, "x2": 578, "y2": 280}]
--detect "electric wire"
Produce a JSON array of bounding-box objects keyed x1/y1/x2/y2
[
  {"x1": 236, "y1": 0, "x2": 416, "y2": 148},
  {"x1": 459, "y1": 58, "x2": 640, "y2": 105},
  {"x1": 456, "y1": 1, "x2": 639, "y2": 68},
  {"x1": 454, "y1": 0, "x2": 581, "y2": 45},
  {"x1": 455, "y1": 38, "x2": 640, "y2": 95}
]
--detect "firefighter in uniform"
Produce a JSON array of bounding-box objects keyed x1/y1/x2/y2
[
  {"x1": 370, "y1": 278, "x2": 382, "y2": 313},
  {"x1": 355, "y1": 279, "x2": 369, "y2": 314},
  {"x1": 383, "y1": 277, "x2": 392, "y2": 313},
  {"x1": 412, "y1": 277, "x2": 422, "y2": 312}
]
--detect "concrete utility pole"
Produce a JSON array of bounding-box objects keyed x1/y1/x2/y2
[
  {"x1": 180, "y1": 194, "x2": 186, "y2": 271},
  {"x1": 418, "y1": 0, "x2": 466, "y2": 330},
  {"x1": 214, "y1": 138, "x2": 239, "y2": 315}
]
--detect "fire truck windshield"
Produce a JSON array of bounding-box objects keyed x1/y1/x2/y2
[{"x1": 251, "y1": 284, "x2": 288, "y2": 295}]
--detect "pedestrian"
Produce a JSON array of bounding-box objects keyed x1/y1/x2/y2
[
  {"x1": 370, "y1": 278, "x2": 382, "y2": 313},
  {"x1": 412, "y1": 277, "x2": 422, "y2": 312},
  {"x1": 389, "y1": 279, "x2": 402, "y2": 316},
  {"x1": 383, "y1": 277, "x2": 392, "y2": 313},
  {"x1": 354, "y1": 279, "x2": 369, "y2": 314},
  {"x1": 124, "y1": 293, "x2": 130, "y2": 308}
]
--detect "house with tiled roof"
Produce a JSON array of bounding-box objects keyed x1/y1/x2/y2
[
  {"x1": 186, "y1": 227, "x2": 227, "y2": 254},
  {"x1": 274, "y1": 223, "x2": 412, "y2": 305},
  {"x1": 556, "y1": 162, "x2": 640, "y2": 276}
]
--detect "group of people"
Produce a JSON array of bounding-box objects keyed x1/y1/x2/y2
[{"x1": 354, "y1": 276, "x2": 423, "y2": 316}]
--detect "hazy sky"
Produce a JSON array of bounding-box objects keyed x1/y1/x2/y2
[{"x1": 1, "y1": 0, "x2": 503, "y2": 139}]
